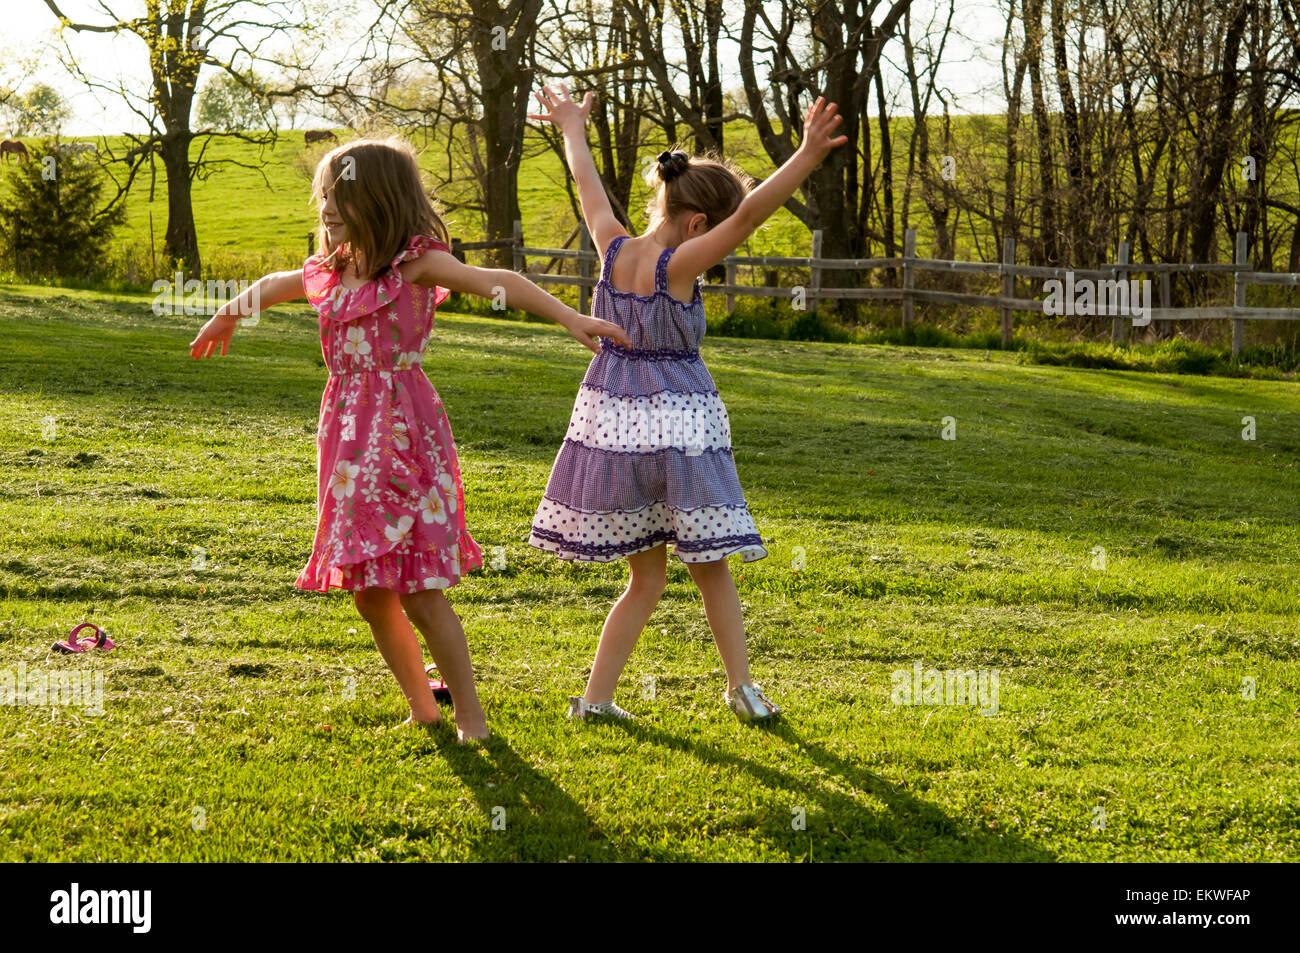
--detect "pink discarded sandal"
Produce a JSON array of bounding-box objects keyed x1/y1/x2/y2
[
  {"x1": 52, "y1": 622, "x2": 115, "y2": 654},
  {"x1": 425, "y1": 663, "x2": 452, "y2": 705}
]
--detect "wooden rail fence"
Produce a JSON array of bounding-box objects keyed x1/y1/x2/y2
[{"x1": 445, "y1": 223, "x2": 1300, "y2": 358}]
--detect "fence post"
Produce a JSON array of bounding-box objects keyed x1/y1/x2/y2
[
  {"x1": 512, "y1": 219, "x2": 524, "y2": 273},
  {"x1": 1111, "y1": 240, "x2": 1130, "y2": 344},
  {"x1": 808, "y1": 230, "x2": 823, "y2": 315},
  {"x1": 578, "y1": 222, "x2": 592, "y2": 314},
  {"x1": 725, "y1": 258, "x2": 736, "y2": 314},
  {"x1": 1158, "y1": 271, "x2": 1171, "y2": 341},
  {"x1": 1233, "y1": 231, "x2": 1248, "y2": 360},
  {"x1": 1000, "y1": 236, "x2": 1015, "y2": 346},
  {"x1": 451, "y1": 236, "x2": 465, "y2": 263},
  {"x1": 902, "y1": 227, "x2": 916, "y2": 327}
]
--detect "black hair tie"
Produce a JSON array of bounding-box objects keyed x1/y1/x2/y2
[{"x1": 657, "y1": 150, "x2": 689, "y2": 182}]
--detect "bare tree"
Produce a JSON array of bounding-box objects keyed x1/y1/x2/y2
[
  {"x1": 397, "y1": 0, "x2": 544, "y2": 264},
  {"x1": 737, "y1": 0, "x2": 912, "y2": 270},
  {"x1": 42, "y1": 0, "x2": 311, "y2": 275},
  {"x1": 533, "y1": 0, "x2": 655, "y2": 234}
]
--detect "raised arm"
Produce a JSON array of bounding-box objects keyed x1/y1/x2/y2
[
  {"x1": 405, "y1": 249, "x2": 630, "y2": 353},
  {"x1": 667, "y1": 98, "x2": 848, "y2": 286},
  {"x1": 189, "y1": 269, "x2": 305, "y2": 359},
  {"x1": 528, "y1": 83, "x2": 628, "y2": 254}
]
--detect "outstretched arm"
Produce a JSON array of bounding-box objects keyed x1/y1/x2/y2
[
  {"x1": 667, "y1": 98, "x2": 848, "y2": 285},
  {"x1": 529, "y1": 83, "x2": 628, "y2": 254},
  {"x1": 406, "y1": 249, "x2": 631, "y2": 354},
  {"x1": 189, "y1": 269, "x2": 305, "y2": 359}
]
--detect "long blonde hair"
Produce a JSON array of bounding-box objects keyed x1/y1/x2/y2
[{"x1": 310, "y1": 137, "x2": 449, "y2": 280}]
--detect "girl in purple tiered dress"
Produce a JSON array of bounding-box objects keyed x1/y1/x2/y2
[
  {"x1": 527, "y1": 83, "x2": 848, "y2": 722},
  {"x1": 528, "y1": 237, "x2": 767, "y2": 566}
]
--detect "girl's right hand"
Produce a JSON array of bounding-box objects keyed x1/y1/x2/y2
[
  {"x1": 189, "y1": 313, "x2": 239, "y2": 359},
  {"x1": 797, "y1": 97, "x2": 849, "y2": 160},
  {"x1": 528, "y1": 83, "x2": 592, "y2": 132},
  {"x1": 567, "y1": 313, "x2": 630, "y2": 354}
]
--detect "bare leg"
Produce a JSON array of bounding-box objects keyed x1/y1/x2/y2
[
  {"x1": 686, "y1": 558, "x2": 758, "y2": 695},
  {"x1": 584, "y1": 545, "x2": 668, "y2": 704},
  {"x1": 399, "y1": 588, "x2": 489, "y2": 742},
  {"x1": 353, "y1": 587, "x2": 441, "y2": 724}
]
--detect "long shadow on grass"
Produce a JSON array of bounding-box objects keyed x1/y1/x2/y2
[
  {"x1": 429, "y1": 730, "x2": 693, "y2": 862},
  {"x1": 608, "y1": 719, "x2": 1054, "y2": 861}
]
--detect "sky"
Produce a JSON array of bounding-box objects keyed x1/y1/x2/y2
[{"x1": 3, "y1": 0, "x2": 1010, "y2": 137}]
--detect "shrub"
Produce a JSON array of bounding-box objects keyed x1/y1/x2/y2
[{"x1": 0, "y1": 139, "x2": 125, "y2": 279}]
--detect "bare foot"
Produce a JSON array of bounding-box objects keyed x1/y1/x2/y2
[
  {"x1": 455, "y1": 717, "x2": 490, "y2": 744},
  {"x1": 400, "y1": 713, "x2": 442, "y2": 729}
]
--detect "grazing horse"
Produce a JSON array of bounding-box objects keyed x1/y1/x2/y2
[
  {"x1": 304, "y1": 129, "x2": 337, "y2": 146},
  {"x1": 1, "y1": 140, "x2": 29, "y2": 163}
]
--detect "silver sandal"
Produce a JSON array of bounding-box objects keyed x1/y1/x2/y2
[
  {"x1": 725, "y1": 684, "x2": 781, "y2": 722},
  {"x1": 567, "y1": 695, "x2": 635, "y2": 720}
]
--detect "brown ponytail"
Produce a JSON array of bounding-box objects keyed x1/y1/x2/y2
[{"x1": 646, "y1": 147, "x2": 754, "y2": 231}]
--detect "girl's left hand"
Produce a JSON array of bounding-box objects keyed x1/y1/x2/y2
[
  {"x1": 569, "y1": 315, "x2": 630, "y2": 353},
  {"x1": 190, "y1": 313, "x2": 239, "y2": 359},
  {"x1": 796, "y1": 97, "x2": 849, "y2": 160}
]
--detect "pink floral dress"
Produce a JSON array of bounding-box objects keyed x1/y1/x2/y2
[{"x1": 295, "y1": 234, "x2": 482, "y2": 594}]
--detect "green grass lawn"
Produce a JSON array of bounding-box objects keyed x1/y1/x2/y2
[{"x1": 0, "y1": 285, "x2": 1297, "y2": 861}]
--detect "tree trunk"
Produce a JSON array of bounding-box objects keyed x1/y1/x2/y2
[
  {"x1": 160, "y1": 132, "x2": 199, "y2": 274},
  {"x1": 469, "y1": 0, "x2": 542, "y2": 266},
  {"x1": 1187, "y1": 2, "x2": 1248, "y2": 271},
  {"x1": 1049, "y1": 0, "x2": 1085, "y2": 261},
  {"x1": 1024, "y1": 0, "x2": 1059, "y2": 265}
]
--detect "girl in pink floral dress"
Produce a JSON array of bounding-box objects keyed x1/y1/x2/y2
[{"x1": 190, "y1": 138, "x2": 628, "y2": 741}]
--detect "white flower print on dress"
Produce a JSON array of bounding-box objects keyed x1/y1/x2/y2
[
  {"x1": 340, "y1": 414, "x2": 356, "y2": 442},
  {"x1": 437, "y1": 472, "x2": 457, "y2": 513},
  {"x1": 384, "y1": 514, "x2": 415, "y2": 546},
  {"x1": 343, "y1": 326, "x2": 371, "y2": 357},
  {"x1": 394, "y1": 351, "x2": 421, "y2": 372},
  {"x1": 392, "y1": 420, "x2": 410, "y2": 451},
  {"x1": 423, "y1": 575, "x2": 451, "y2": 588},
  {"x1": 417, "y1": 488, "x2": 448, "y2": 525},
  {"x1": 330, "y1": 460, "x2": 360, "y2": 500}
]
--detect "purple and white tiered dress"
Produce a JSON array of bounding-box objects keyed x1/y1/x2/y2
[{"x1": 528, "y1": 236, "x2": 767, "y2": 564}]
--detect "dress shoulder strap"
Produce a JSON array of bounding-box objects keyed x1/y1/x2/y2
[
  {"x1": 600, "y1": 235, "x2": 629, "y2": 282},
  {"x1": 654, "y1": 246, "x2": 675, "y2": 293}
]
